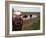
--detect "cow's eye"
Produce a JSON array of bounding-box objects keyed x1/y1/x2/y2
[{"x1": 23, "y1": 15, "x2": 28, "y2": 18}]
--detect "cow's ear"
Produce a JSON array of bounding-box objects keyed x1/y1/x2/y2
[
  {"x1": 30, "y1": 14, "x2": 32, "y2": 17},
  {"x1": 23, "y1": 15, "x2": 28, "y2": 18}
]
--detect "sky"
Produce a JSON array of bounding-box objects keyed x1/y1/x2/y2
[{"x1": 12, "y1": 6, "x2": 40, "y2": 12}]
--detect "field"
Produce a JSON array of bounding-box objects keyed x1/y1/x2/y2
[
  {"x1": 22, "y1": 12, "x2": 40, "y2": 30},
  {"x1": 12, "y1": 12, "x2": 40, "y2": 31}
]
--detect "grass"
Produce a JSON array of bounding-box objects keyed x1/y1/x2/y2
[
  {"x1": 22, "y1": 17, "x2": 40, "y2": 30},
  {"x1": 31, "y1": 19, "x2": 40, "y2": 30}
]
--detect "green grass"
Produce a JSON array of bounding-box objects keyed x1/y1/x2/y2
[
  {"x1": 31, "y1": 19, "x2": 40, "y2": 30},
  {"x1": 22, "y1": 17, "x2": 40, "y2": 30}
]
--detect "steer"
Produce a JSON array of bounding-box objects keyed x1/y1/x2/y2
[{"x1": 12, "y1": 15, "x2": 23, "y2": 31}]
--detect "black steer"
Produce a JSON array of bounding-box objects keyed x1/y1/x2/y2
[{"x1": 12, "y1": 16, "x2": 23, "y2": 31}]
